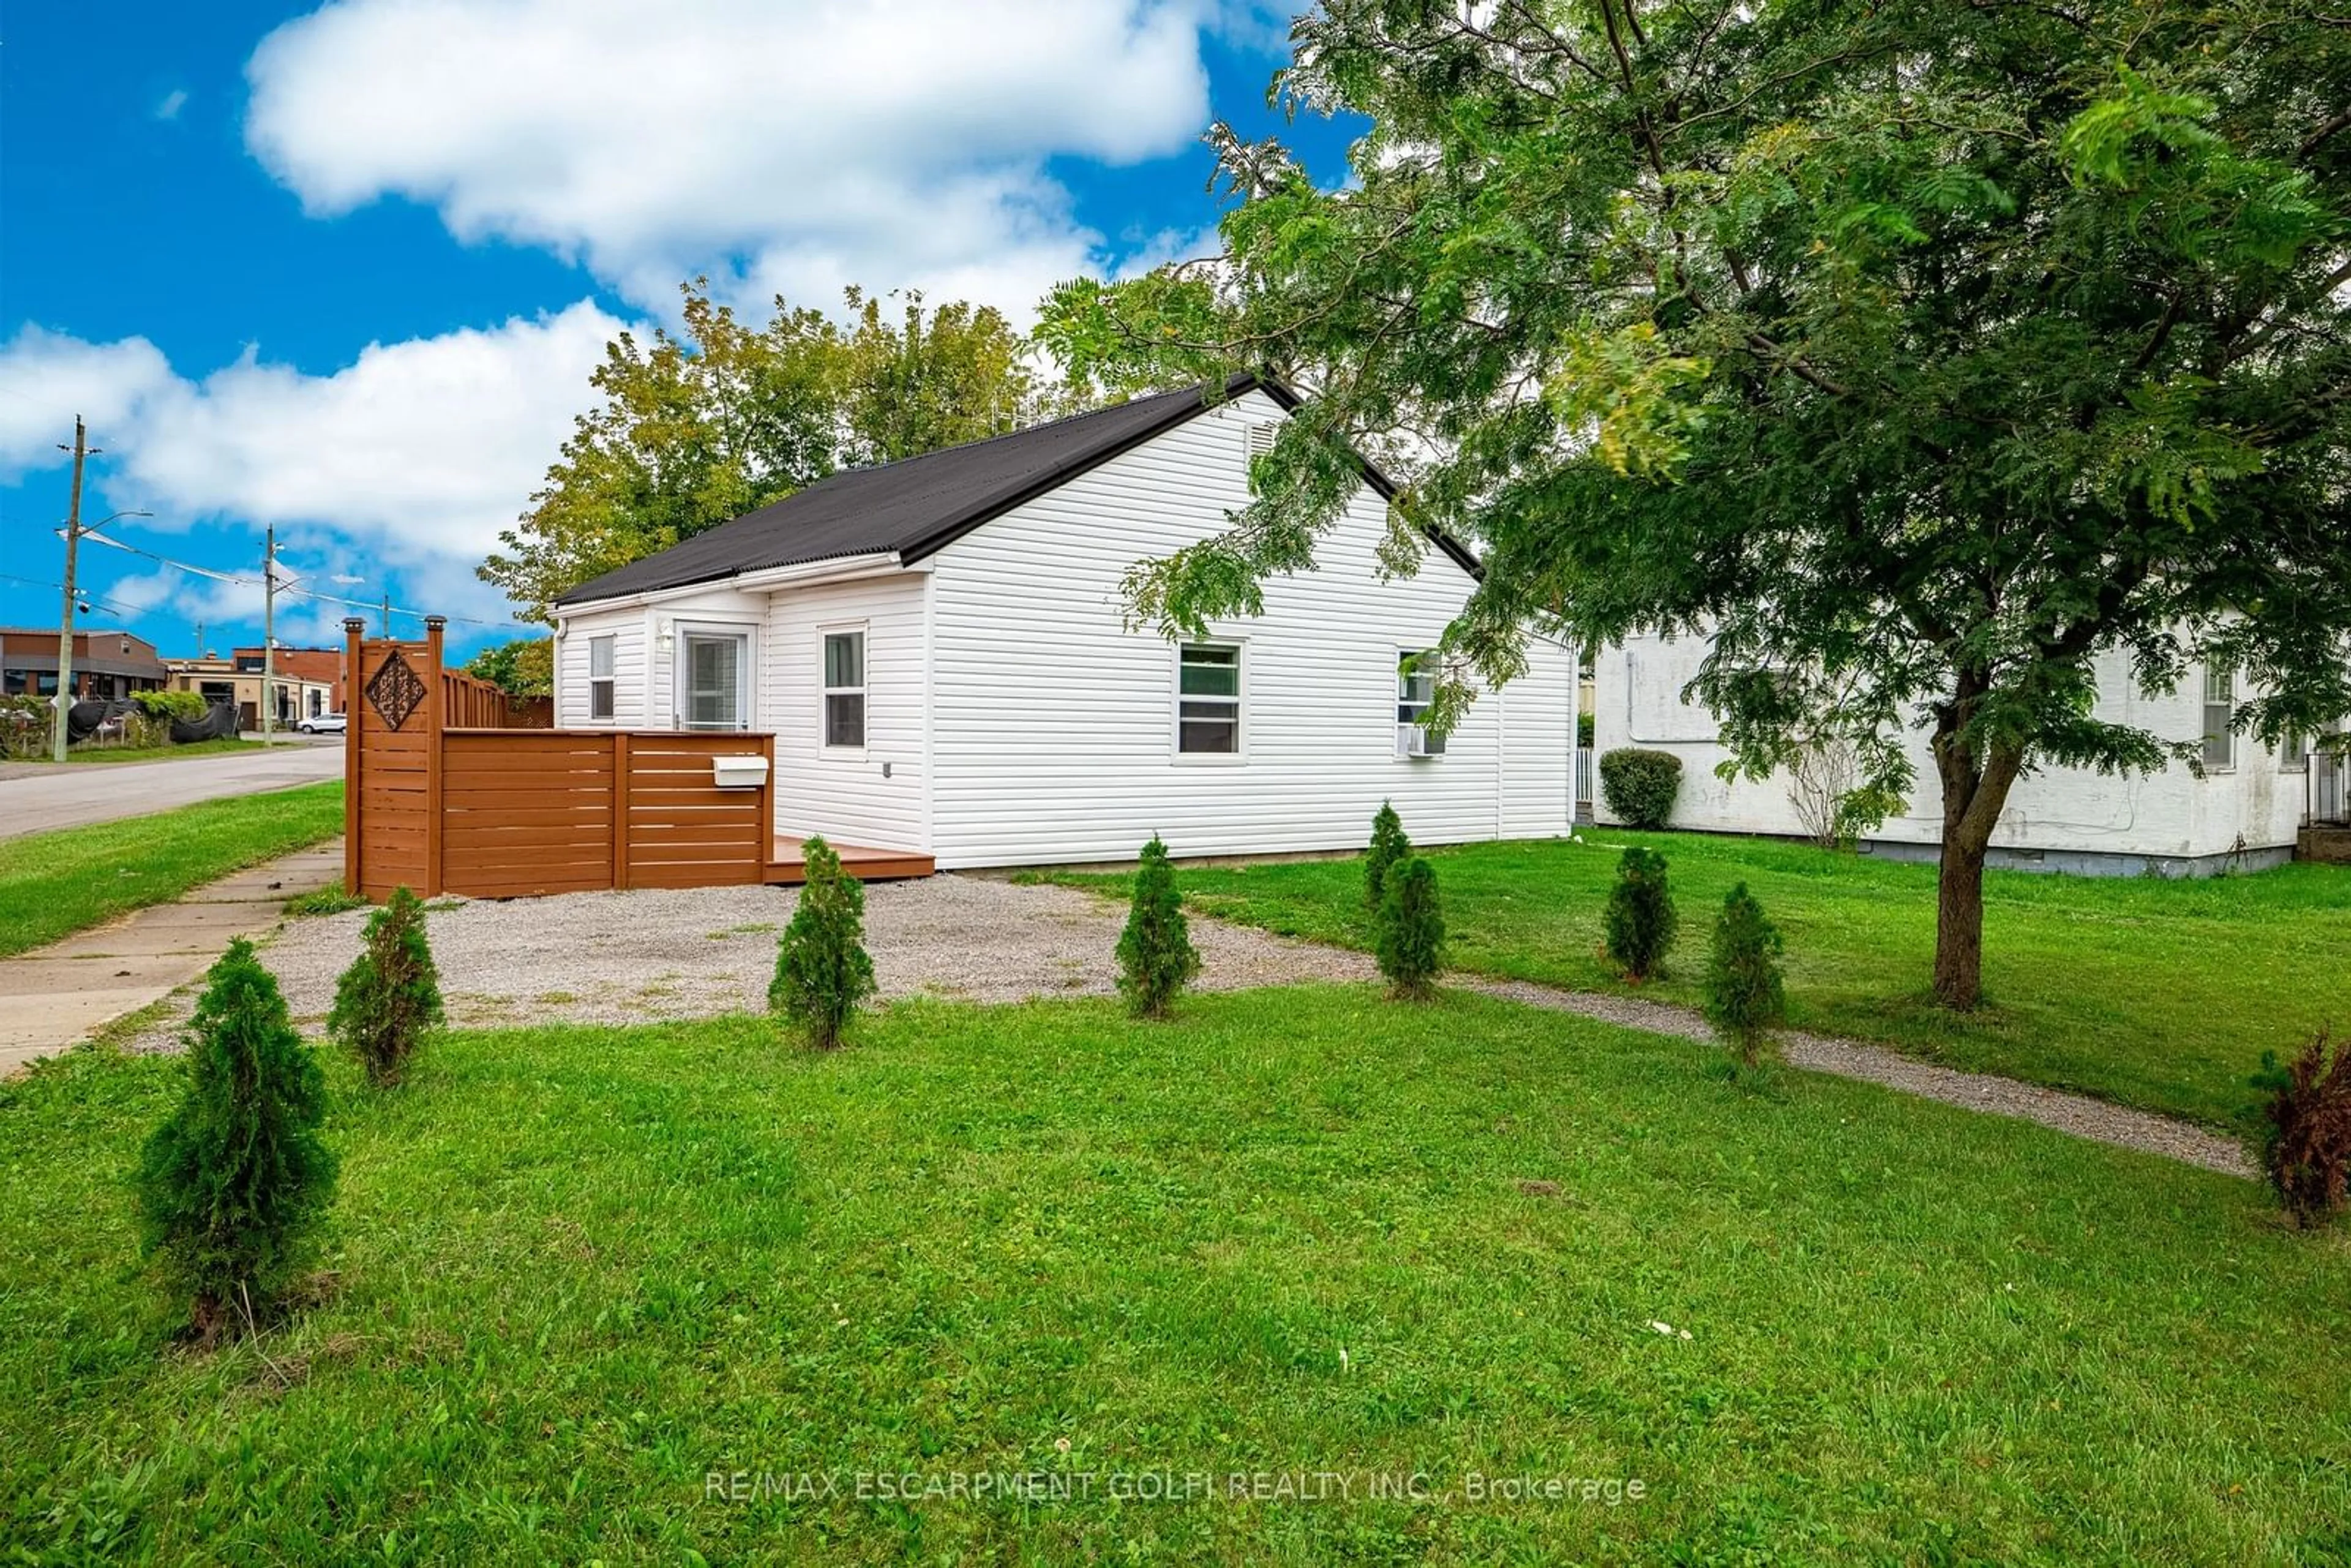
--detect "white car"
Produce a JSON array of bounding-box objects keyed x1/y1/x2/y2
[{"x1": 297, "y1": 712, "x2": 348, "y2": 734}]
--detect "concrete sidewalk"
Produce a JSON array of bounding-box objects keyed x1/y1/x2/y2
[{"x1": 0, "y1": 840, "x2": 345, "y2": 1077}]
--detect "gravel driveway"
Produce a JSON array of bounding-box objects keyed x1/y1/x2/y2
[{"x1": 123, "y1": 874, "x2": 1374, "y2": 1049}]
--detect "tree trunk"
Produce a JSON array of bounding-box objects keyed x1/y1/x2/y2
[
  {"x1": 1929, "y1": 686, "x2": 2025, "y2": 1012},
  {"x1": 1933, "y1": 833, "x2": 1988, "y2": 1009},
  {"x1": 190, "y1": 1289, "x2": 227, "y2": 1349}
]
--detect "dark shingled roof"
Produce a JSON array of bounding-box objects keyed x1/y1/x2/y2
[{"x1": 555, "y1": 373, "x2": 1479, "y2": 607}]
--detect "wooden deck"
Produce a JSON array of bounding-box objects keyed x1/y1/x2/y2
[{"x1": 765, "y1": 836, "x2": 936, "y2": 885}]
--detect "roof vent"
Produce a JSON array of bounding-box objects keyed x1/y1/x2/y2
[{"x1": 1244, "y1": 420, "x2": 1280, "y2": 470}]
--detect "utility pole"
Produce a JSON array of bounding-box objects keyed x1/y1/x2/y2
[
  {"x1": 261, "y1": 527, "x2": 278, "y2": 745},
  {"x1": 380, "y1": 593, "x2": 391, "y2": 638},
  {"x1": 50, "y1": 417, "x2": 94, "y2": 763}
]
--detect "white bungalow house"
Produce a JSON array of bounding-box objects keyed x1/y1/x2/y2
[
  {"x1": 549, "y1": 377, "x2": 1578, "y2": 869},
  {"x1": 1595, "y1": 629, "x2": 2349, "y2": 875}
]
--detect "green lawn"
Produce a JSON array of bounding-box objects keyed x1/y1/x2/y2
[
  {"x1": 1049, "y1": 833, "x2": 2351, "y2": 1131},
  {"x1": 0, "y1": 782, "x2": 345, "y2": 958},
  {"x1": 60, "y1": 738, "x2": 266, "y2": 765},
  {"x1": 1, "y1": 991, "x2": 2343, "y2": 1563}
]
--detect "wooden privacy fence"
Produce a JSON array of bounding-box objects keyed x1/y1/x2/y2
[
  {"x1": 443, "y1": 677, "x2": 553, "y2": 729},
  {"x1": 343, "y1": 618, "x2": 775, "y2": 901}
]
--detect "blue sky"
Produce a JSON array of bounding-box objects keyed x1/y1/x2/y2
[{"x1": 0, "y1": 1, "x2": 1354, "y2": 660}]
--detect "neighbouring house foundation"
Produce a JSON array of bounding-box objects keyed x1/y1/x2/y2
[
  {"x1": 2296, "y1": 826, "x2": 2351, "y2": 866},
  {"x1": 1857, "y1": 837, "x2": 2296, "y2": 879}
]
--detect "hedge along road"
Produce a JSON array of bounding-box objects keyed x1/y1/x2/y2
[{"x1": 0, "y1": 739, "x2": 345, "y2": 839}]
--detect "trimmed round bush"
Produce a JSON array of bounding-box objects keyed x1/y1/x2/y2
[{"x1": 1598, "y1": 747, "x2": 1683, "y2": 829}]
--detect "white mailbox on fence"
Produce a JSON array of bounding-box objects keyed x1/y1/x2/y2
[{"x1": 712, "y1": 755, "x2": 769, "y2": 790}]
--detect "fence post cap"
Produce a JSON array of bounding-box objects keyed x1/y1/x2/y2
[
  {"x1": 342, "y1": 617, "x2": 366, "y2": 632},
  {"x1": 424, "y1": 615, "x2": 448, "y2": 630}
]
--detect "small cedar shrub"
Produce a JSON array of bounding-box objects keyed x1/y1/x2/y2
[
  {"x1": 1704, "y1": 882, "x2": 1787, "y2": 1066},
  {"x1": 328, "y1": 885, "x2": 444, "y2": 1086},
  {"x1": 2251, "y1": 1030, "x2": 2351, "y2": 1228},
  {"x1": 770, "y1": 836, "x2": 876, "y2": 1048},
  {"x1": 1603, "y1": 845, "x2": 1678, "y2": 981},
  {"x1": 1364, "y1": 800, "x2": 1411, "y2": 913},
  {"x1": 134, "y1": 937, "x2": 337, "y2": 1344},
  {"x1": 1376, "y1": 855, "x2": 1445, "y2": 1000},
  {"x1": 1116, "y1": 835, "x2": 1201, "y2": 1018},
  {"x1": 1598, "y1": 748, "x2": 1683, "y2": 829}
]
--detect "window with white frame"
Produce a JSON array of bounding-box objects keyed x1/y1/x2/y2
[
  {"x1": 823, "y1": 629, "x2": 866, "y2": 749},
  {"x1": 1397, "y1": 649, "x2": 1445, "y2": 757},
  {"x1": 2202, "y1": 666, "x2": 2235, "y2": 770},
  {"x1": 588, "y1": 635, "x2": 615, "y2": 722},
  {"x1": 2281, "y1": 726, "x2": 2309, "y2": 773},
  {"x1": 680, "y1": 630, "x2": 749, "y2": 731},
  {"x1": 1177, "y1": 642, "x2": 1241, "y2": 754}
]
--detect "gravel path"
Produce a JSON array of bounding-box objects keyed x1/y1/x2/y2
[
  {"x1": 1457, "y1": 977, "x2": 2255, "y2": 1179},
  {"x1": 119, "y1": 873, "x2": 2250, "y2": 1179}
]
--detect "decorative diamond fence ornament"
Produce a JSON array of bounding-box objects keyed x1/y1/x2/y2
[{"x1": 366, "y1": 648, "x2": 427, "y2": 732}]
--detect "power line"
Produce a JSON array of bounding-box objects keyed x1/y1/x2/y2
[
  {"x1": 70, "y1": 528, "x2": 509, "y2": 628},
  {"x1": 0, "y1": 574, "x2": 152, "y2": 623}
]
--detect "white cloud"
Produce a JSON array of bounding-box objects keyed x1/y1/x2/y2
[
  {"x1": 154, "y1": 88, "x2": 190, "y2": 122},
  {"x1": 244, "y1": 0, "x2": 1226, "y2": 318},
  {"x1": 0, "y1": 328, "x2": 178, "y2": 472},
  {"x1": 1112, "y1": 221, "x2": 1225, "y2": 281},
  {"x1": 0, "y1": 302, "x2": 626, "y2": 623}
]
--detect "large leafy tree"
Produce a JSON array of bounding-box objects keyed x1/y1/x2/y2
[
  {"x1": 462, "y1": 636, "x2": 553, "y2": 697},
  {"x1": 484, "y1": 282, "x2": 1047, "y2": 620},
  {"x1": 1042, "y1": 0, "x2": 2351, "y2": 1009}
]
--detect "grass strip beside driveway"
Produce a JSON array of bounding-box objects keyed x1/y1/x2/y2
[
  {"x1": 0, "y1": 781, "x2": 343, "y2": 958},
  {"x1": 1046, "y1": 830, "x2": 2351, "y2": 1131},
  {"x1": 61, "y1": 738, "x2": 267, "y2": 765}
]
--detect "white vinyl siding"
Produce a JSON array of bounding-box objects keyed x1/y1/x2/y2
[
  {"x1": 554, "y1": 606, "x2": 647, "y2": 727},
  {"x1": 765, "y1": 574, "x2": 926, "y2": 852},
  {"x1": 638, "y1": 587, "x2": 766, "y2": 732},
  {"x1": 1594, "y1": 632, "x2": 2312, "y2": 863},
  {"x1": 922, "y1": 386, "x2": 1575, "y2": 868}
]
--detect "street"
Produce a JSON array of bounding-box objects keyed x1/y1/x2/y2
[{"x1": 0, "y1": 738, "x2": 344, "y2": 839}]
